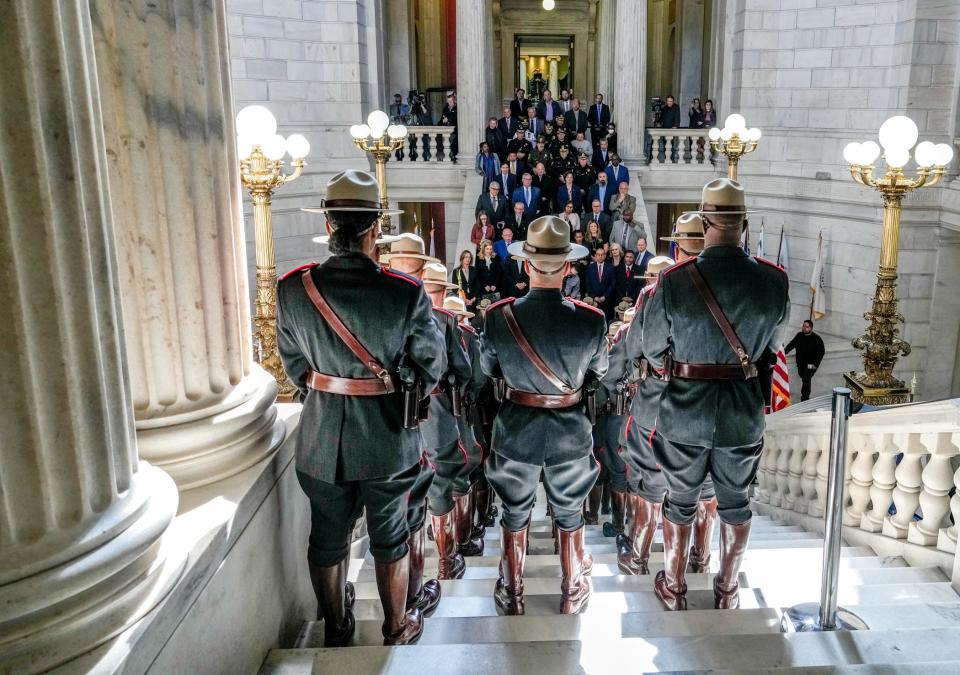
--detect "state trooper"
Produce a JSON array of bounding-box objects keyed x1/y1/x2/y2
[
  {"x1": 277, "y1": 170, "x2": 445, "y2": 646},
  {"x1": 638, "y1": 178, "x2": 790, "y2": 610},
  {"x1": 595, "y1": 319, "x2": 631, "y2": 540},
  {"x1": 480, "y1": 216, "x2": 608, "y2": 616}
]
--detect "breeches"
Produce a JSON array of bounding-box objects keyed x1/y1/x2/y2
[
  {"x1": 297, "y1": 461, "x2": 421, "y2": 566},
  {"x1": 485, "y1": 451, "x2": 599, "y2": 532},
  {"x1": 407, "y1": 454, "x2": 434, "y2": 532},
  {"x1": 596, "y1": 414, "x2": 629, "y2": 492}
]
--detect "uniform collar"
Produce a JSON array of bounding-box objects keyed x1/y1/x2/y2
[
  {"x1": 321, "y1": 252, "x2": 379, "y2": 270},
  {"x1": 526, "y1": 288, "x2": 563, "y2": 300},
  {"x1": 698, "y1": 245, "x2": 748, "y2": 260}
]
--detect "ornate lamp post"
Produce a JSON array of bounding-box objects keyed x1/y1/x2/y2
[
  {"x1": 708, "y1": 114, "x2": 761, "y2": 180},
  {"x1": 350, "y1": 110, "x2": 407, "y2": 235},
  {"x1": 842, "y1": 116, "x2": 954, "y2": 405},
  {"x1": 236, "y1": 105, "x2": 311, "y2": 401}
]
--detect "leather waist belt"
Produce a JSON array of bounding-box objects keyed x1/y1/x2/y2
[
  {"x1": 307, "y1": 370, "x2": 397, "y2": 396},
  {"x1": 504, "y1": 387, "x2": 582, "y2": 409},
  {"x1": 431, "y1": 385, "x2": 447, "y2": 395},
  {"x1": 671, "y1": 362, "x2": 758, "y2": 380}
]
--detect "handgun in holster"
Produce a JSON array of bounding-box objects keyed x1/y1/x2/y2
[
  {"x1": 398, "y1": 362, "x2": 421, "y2": 430},
  {"x1": 449, "y1": 374, "x2": 464, "y2": 418},
  {"x1": 584, "y1": 377, "x2": 600, "y2": 425},
  {"x1": 493, "y1": 377, "x2": 506, "y2": 402},
  {"x1": 758, "y1": 348, "x2": 776, "y2": 406},
  {"x1": 614, "y1": 378, "x2": 629, "y2": 416}
]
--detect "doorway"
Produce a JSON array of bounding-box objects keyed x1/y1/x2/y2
[{"x1": 514, "y1": 34, "x2": 574, "y2": 104}]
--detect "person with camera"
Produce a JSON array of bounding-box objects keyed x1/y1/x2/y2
[
  {"x1": 409, "y1": 92, "x2": 432, "y2": 126},
  {"x1": 278, "y1": 171, "x2": 445, "y2": 647},
  {"x1": 389, "y1": 93, "x2": 410, "y2": 122}
]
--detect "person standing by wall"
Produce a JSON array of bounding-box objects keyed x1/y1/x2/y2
[{"x1": 784, "y1": 320, "x2": 825, "y2": 401}]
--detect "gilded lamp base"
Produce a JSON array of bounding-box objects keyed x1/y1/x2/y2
[{"x1": 843, "y1": 371, "x2": 910, "y2": 406}]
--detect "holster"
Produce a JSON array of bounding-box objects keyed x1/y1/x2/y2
[
  {"x1": 402, "y1": 377, "x2": 421, "y2": 430},
  {"x1": 585, "y1": 389, "x2": 597, "y2": 425},
  {"x1": 451, "y1": 386, "x2": 464, "y2": 418},
  {"x1": 614, "y1": 380, "x2": 629, "y2": 416},
  {"x1": 758, "y1": 349, "x2": 776, "y2": 406},
  {"x1": 493, "y1": 378, "x2": 506, "y2": 402}
]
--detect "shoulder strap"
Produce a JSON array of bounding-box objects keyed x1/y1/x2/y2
[
  {"x1": 684, "y1": 263, "x2": 753, "y2": 374},
  {"x1": 300, "y1": 270, "x2": 393, "y2": 389},
  {"x1": 501, "y1": 302, "x2": 573, "y2": 394}
]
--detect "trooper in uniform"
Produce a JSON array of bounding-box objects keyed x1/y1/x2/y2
[
  {"x1": 596, "y1": 317, "x2": 632, "y2": 539},
  {"x1": 378, "y1": 233, "x2": 447, "y2": 616},
  {"x1": 480, "y1": 216, "x2": 609, "y2": 615},
  {"x1": 419, "y1": 263, "x2": 474, "y2": 579},
  {"x1": 278, "y1": 170, "x2": 445, "y2": 646},
  {"x1": 639, "y1": 178, "x2": 790, "y2": 610},
  {"x1": 617, "y1": 256, "x2": 674, "y2": 575}
]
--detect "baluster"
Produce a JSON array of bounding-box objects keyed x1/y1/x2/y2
[
  {"x1": 810, "y1": 434, "x2": 829, "y2": 517},
  {"x1": 799, "y1": 434, "x2": 820, "y2": 514},
  {"x1": 683, "y1": 136, "x2": 693, "y2": 164},
  {"x1": 773, "y1": 433, "x2": 791, "y2": 507},
  {"x1": 407, "y1": 133, "x2": 419, "y2": 162},
  {"x1": 909, "y1": 432, "x2": 959, "y2": 546},
  {"x1": 757, "y1": 433, "x2": 777, "y2": 504},
  {"x1": 937, "y1": 432, "x2": 960, "y2": 553},
  {"x1": 845, "y1": 433, "x2": 875, "y2": 526},
  {"x1": 861, "y1": 433, "x2": 896, "y2": 533},
  {"x1": 882, "y1": 433, "x2": 924, "y2": 539},
  {"x1": 420, "y1": 133, "x2": 432, "y2": 162},
  {"x1": 433, "y1": 133, "x2": 444, "y2": 163},
  {"x1": 695, "y1": 134, "x2": 706, "y2": 164},
  {"x1": 653, "y1": 133, "x2": 665, "y2": 165},
  {"x1": 785, "y1": 434, "x2": 805, "y2": 512}
]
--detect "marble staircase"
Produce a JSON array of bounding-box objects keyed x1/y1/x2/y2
[{"x1": 259, "y1": 494, "x2": 960, "y2": 674}]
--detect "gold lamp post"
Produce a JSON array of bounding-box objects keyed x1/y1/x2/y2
[
  {"x1": 708, "y1": 114, "x2": 761, "y2": 180},
  {"x1": 350, "y1": 110, "x2": 407, "y2": 235},
  {"x1": 236, "y1": 105, "x2": 311, "y2": 401},
  {"x1": 842, "y1": 116, "x2": 954, "y2": 405}
]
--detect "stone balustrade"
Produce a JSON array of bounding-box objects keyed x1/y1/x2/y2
[
  {"x1": 756, "y1": 399, "x2": 960, "y2": 559},
  {"x1": 396, "y1": 126, "x2": 457, "y2": 163},
  {"x1": 646, "y1": 128, "x2": 718, "y2": 166}
]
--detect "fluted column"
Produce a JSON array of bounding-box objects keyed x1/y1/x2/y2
[
  {"x1": 613, "y1": 0, "x2": 647, "y2": 161},
  {"x1": 548, "y1": 57, "x2": 560, "y2": 98},
  {"x1": 0, "y1": 3, "x2": 182, "y2": 672},
  {"x1": 92, "y1": 0, "x2": 284, "y2": 490},
  {"x1": 456, "y1": 0, "x2": 489, "y2": 161},
  {"x1": 595, "y1": 0, "x2": 616, "y2": 104}
]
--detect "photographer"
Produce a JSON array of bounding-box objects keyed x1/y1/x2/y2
[{"x1": 409, "y1": 91, "x2": 432, "y2": 126}]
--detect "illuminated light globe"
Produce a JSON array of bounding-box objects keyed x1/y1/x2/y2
[
  {"x1": 285, "y1": 134, "x2": 310, "y2": 160},
  {"x1": 858, "y1": 141, "x2": 881, "y2": 166},
  {"x1": 350, "y1": 124, "x2": 371, "y2": 139},
  {"x1": 263, "y1": 134, "x2": 288, "y2": 161},
  {"x1": 843, "y1": 142, "x2": 862, "y2": 165},
  {"x1": 543, "y1": 0, "x2": 556, "y2": 9},
  {"x1": 708, "y1": 127, "x2": 721, "y2": 141},
  {"x1": 877, "y1": 115, "x2": 919, "y2": 152},
  {"x1": 720, "y1": 127, "x2": 734, "y2": 142},
  {"x1": 367, "y1": 110, "x2": 390, "y2": 137},
  {"x1": 725, "y1": 114, "x2": 746, "y2": 133},
  {"x1": 933, "y1": 143, "x2": 954, "y2": 167},
  {"x1": 237, "y1": 135, "x2": 257, "y2": 159},
  {"x1": 913, "y1": 141, "x2": 937, "y2": 168},
  {"x1": 884, "y1": 147, "x2": 910, "y2": 170},
  {"x1": 386, "y1": 124, "x2": 407, "y2": 140},
  {"x1": 236, "y1": 105, "x2": 277, "y2": 144}
]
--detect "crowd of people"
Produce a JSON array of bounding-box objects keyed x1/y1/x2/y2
[
  {"x1": 277, "y1": 169, "x2": 790, "y2": 647},
  {"x1": 653, "y1": 94, "x2": 718, "y2": 129}
]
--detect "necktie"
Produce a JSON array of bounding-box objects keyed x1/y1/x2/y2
[
  {"x1": 597, "y1": 104, "x2": 601, "y2": 119},
  {"x1": 511, "y1": 161, "x2": 515, "y2": 174},
  {"x1": 493, "y1": 197, "x2": 498, "y2": 210},
  {"x1": 595, "y1": 214, "x2": 599, "y2": 223},
  {"x1": 598, "y1": 263, "x2": 603, "y2": 281},
  {"x1": 525, "y1": 187, "x2": 530, "y2": 205}
]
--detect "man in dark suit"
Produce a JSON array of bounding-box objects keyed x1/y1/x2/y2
[
  {"x1": 505, "y1": 201, "x2": 531, "y2": 240},
  {"x1": 605, "y1": 154, "x2": 629, "y2": 186},
  {"x1": 511, "y1": 173, "x2": 540, "y2": 217},
  {"x1": 510, "y1": 89, "x2": 533, "y2": 119},
  {"x1": 588, "y1": 173, "x2": 613, "y2": 215},
  {"x1": 587, "y1": 93, "x2": 612, "y2": 149},
  {"x1": 635, "y1": 236, "x2": 654, "y2": 271},
  {"x1": 615, "y1": 249, "x2": 644, "y2": 301},
  {"x1": 525, "y1": 106, "x2": 544, "y2": 142},
  {"x1": 584, "y1": 246, "x2": 615, "y2": 319},
  {"x1": 536, "y1": 89, "x2": 562, "y2": 123},
  {"x1": 585, "y1": 198, "x2": 613, "y2": 240},
  {"x1": 500, "y1": 251, "x2": 530, "y2": 298},
  {"x1": 591, "y1": 138, "x2": 612, "y2": 172},
  {"x1": 530, "y1": 162, "x2": 556, "y2": 216},
  {"x1": 476, "y1": 181, "x2": 510, "y2": 229},
  {"x1": 495, "y1": 162, "x2": 516, "y2": 197},
  {"x1": 564, "y1": 98, "x2": 589, "y2": 137},
  {"x1": 660, "y1": 95, "x2": 681, "y2": 128},
  {"x1": 499, "y1": 105, "x2": 520, "y2": 139}
]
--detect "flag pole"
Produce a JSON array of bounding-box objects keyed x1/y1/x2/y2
[{"x1": 810, "y1": 231, "x2": 821, "y2": 321}]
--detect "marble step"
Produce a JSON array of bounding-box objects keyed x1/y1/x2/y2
[
  {"x1": 344, "y1": 581, "x2": 960, "y2": 620},
  {"x1": 514, "y1": 523, "x2": 802, "y2": 541},
  {"x1": 293, "y1": 602, "x2": 960, "y2": 649},
  {"x1": 668, "y1": 665, "x2": 960, "y2": 675},
  {"x1": 259, "y1": 627, "x2": 960, "y2": 674}
]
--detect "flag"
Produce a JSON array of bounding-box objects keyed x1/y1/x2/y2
[
  {"x1": 810, "y1": 230, "x2": 826, "y2": 320},
  {"x1": 776, "y1": 225, "x2": 790, "y2": 273},
  {"x1": 755, "y1": 219, "x2": 766, "y2": 260},
  {"x1": 429, "y1": 217, "x2": 436, "y2": 258},
  {"x1": 771, "y1": 347, "x2": 791, "y2": 412}
]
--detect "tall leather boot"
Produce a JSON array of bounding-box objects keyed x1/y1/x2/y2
[
  {"x1": 558, "y1": 526, "x2": 593, "y2": 614},
  {"x1": 309, "y1": 560, "x2": 355, "y2": 647},
  {"x1": 494, "y1": 525, "x2": 527, "y2": 615},
  {"x1": 714, "y1": 520, "x2": 751, "y2": 609},
  {"x1": 583, "y1": 483, "x2": 603, "y2": 525},
  {"x1": 406, "y1": 525, "x2": 441, "y2": 615},
  {"x1": 689, "y1": 497, "x2": 719, "y2": 573},
  {"x1": 478, "y1": 482, "x2": 498, "y2": 527},
  {"x1": 374, "y1": 554, "x2": 423, "y2": 645},
  {"x1": 551, "y1": 517, "x2": 559, "y2": 554},
  {"x1": 654, "y1": 516, "x2": 693, "y2": 611},
  {"x1": 455, "y1": 492, "x2": 484, "y2": 556},
  {"x1": 617, "y1": 496, "x2": 661, "y2": 575},
  {"x1": 468, "y1": 485, "x2": 486, "y2": 543},
  {"x1": 601, "y1": 483, "x2": 612, "y2": 515},
  {"x1": 431, "y1": 510, "x2": 466, "y2": 579},
  {"x1": 603, "y1": 489, "x2": 628, "y2": 537}
]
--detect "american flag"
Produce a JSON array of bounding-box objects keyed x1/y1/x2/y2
[{"x1": 769, "y1": 225, "x2": 791, "y2": 412}]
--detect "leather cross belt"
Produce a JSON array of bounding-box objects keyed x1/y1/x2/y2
[
  {"x1": 671, "y1": 362, "x2": 758, "y2": 380},
  {"x1": 307, "y1": 369, "x2": 397, "y2": 396},
  {"x1": 504, "y1": 387, "x2": 582, "y2": 409},
  {"x1": 431, "y1": 384, "x2": 447, "y2": 395}
]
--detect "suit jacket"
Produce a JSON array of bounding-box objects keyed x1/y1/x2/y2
[
  {"x1": 475, "y1": 256, "x2": 502, "y2": 294},
  {"x1": 610, "y1": 219, "x2": 644, "y2": 255},
  {"x1": 492, "y1": 172, "x2": 516, "y2": 196},
  {"x1": 626, "y1": 246, "x2": 790, "y2": 447},
  {"x1": 635, "y1": 249, "x2": 654, "y2": 272},
  {"x1": 277, "y1": 255, "x2": 446, "y2": 482},
  {"x1": 587, "y1": 183, "x2": 613, "y2": 214},
  {"x1": 564, "y1": 109, "x2": 589, "y2": 135},
  {"x1": 475, "y1": 192, "x2": 509, "y2": 226},
  {"x1": 608, "y1": 194, "x2": 637, "y2": 224},
  {"x1": 587, "y1": 103, "x2": 612, "y2": 129},
  {"x1": 555, "y1": 184, "x2": 584, "y2": 213},
  {"x1": 479, "y1": 291, "x2": 608, "y2": 465},
  {"x1": 498, "y1": 116, "x2": 520, "y2": 139},
  {"x1": 585, "y1": 261, "x2": 615, "y2": 301},
  {"x1": 525, "y1": 117, "x2": 545, "y2": 140},
  {"x1": 536, "y1": 100, "x2": 562, "y2": 122},
  {"x1": 502, "y1": 211, "x2": 530, "y2": 239},
  {"x1": 501, "y1": 257, "x2": 530, "y2": 298},
  {"x1": 605, "y1": 164, "x2": 630, "y2": 186},
  {"x1": 584, "y1": 210, "x2": 613, "y2": 240},
  {"x1": 614, "y1": 262, "x2": 644, "y2": 300},
  {"x1": 511, "y1": 185, "x2": 541, "y2": 215},
  {"x1": 591, "y1": 148, "x2": 611, "y2": 172},
  {"x1": 531, "y1": 174, "x2": 556, "y2": 215},
  {"x1": 510, "y1": 97, "x2": 533, "y2": 118},
  {"x1": 475, "y1": 152, "x2": 501, "y2": 185},
  {"x1": 485, "y1": 128, "x2": 507, "y2": 160}
]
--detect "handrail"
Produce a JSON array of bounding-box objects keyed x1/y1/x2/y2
[{"x1": 646, "y1": 127, "x2": 718, "y2": 166}]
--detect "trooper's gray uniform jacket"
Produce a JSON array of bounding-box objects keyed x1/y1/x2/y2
[
  {"x1": 421, "y1": 307, "x2": 472, "y2": 458},
  {"x1": 277, "y1": 254, "x2": 446, "y2": 483}
]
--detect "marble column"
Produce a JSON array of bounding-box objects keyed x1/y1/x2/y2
[
  {"x1": 613, "y1": 0, "x2": 648, "y2": 161},
  {"x1": 595, "y1": 0, "x2": 616, "y2": 105},
  {"x1": 456, "y1": 0, "x2": 489, "y2": 160},
  {"x1": 548, "y1": 57, "x2": 560, "y2": 98},
  {"x1": 0, "y1": 2, "x2": 182, "y2": 672},
  {"x1": 91, "y1": 0, "x2": 285, "y2": 490},
  {"x1": 678, "y1": 0, "x2": 706, "y2": 110}
]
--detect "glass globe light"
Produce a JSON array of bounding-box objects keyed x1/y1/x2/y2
[
  {"x1": 724, "y1": 114, "x2": 746, "y2": 133},
  {"x1": 387, "y1": 124, "x2": 405, "y2": 139},
  {"x1": 933, "y1": 143, "x2": 954, "y2": 167},
  {"x1": 858, "y1": 140, "x2": 881, "y2": 166},
  {"x1": 913, "y1": 141, "x2": 937, "y2": 168},
  {"x1": 351, "y1": 124, "x2": 371, "y2": 139},
  {"x1": 263, "y1": 133, "x2": 288, "y2": 160},
  {"x1": 237, "y1": 135, "x2": 256, "y2": 159},
  {"x1": 708, "y1": 127, "x2": 721, "y2": 141},
  {"x1": 236, "y1": 105, "x2": 277, "y2": 144},
  {"x1": 746, "y1": 128, "x2": 761, "y2": 142},
  {"x1": 285, "y1": 134, "x2": 310, "y2": 159},
  {"x1": 843, "y1": 142, "x2": 862, "y2": 165},
  {"x1": 720, "y1": 127, "x2": 734, "y2": 142},
  {"x1": 395, "y1": 124, "x2": 408, "y2": 137},
  {"x1": 884, "y1": 147, "x2": 910, "y2": 169},
  {"x1": 367, "y1": 110, "x2": 390, "y2": 136},
  {"x1": 543, "y1": 0, "x2": 556, "y2": 9},
  {"x1": 877, "y1": 115, "x2": 919, "y2": 152}
]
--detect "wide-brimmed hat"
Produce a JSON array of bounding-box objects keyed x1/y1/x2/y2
[
  {"x1": 661, "y1": 213, "x2": 706, "y2": 255},
  {"x1": 507, "y1": 216, "x2": 590, "y2": 273},
  {"x1": 643, "y1": 255, "x2": 676, "y2": 280},
  {"x1": 443, "y1": 295, "x2": 475, "y2": 319},
  {"x1": 623, "y1": 306, "x2": 637, "y2": 324},
  {"x1": 378, "y1": 233, "x2": 440, "y2": 264},
  {"x1": 684, "y1": 177, "x2": 758, "y2": 217},
  {"x1": 421, "y1": 262, "x2": 458, "y2": 289},
  {"x1": 302, "y1": 170, "x2": 403, "y2": 216},
  {"x1": 607, "y1": 321, "x2": 623, "y2": 338}
]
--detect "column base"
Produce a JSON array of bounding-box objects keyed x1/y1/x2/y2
[
  {"x1": 843, "y1": 372, "x2": 911, "y2": 406},
  {"x1": 137, "y1": 366, "x2": 286, "y2": 490},
  {"x1": 0, "y1": 464, "x2": 185, "y2": 674}
]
